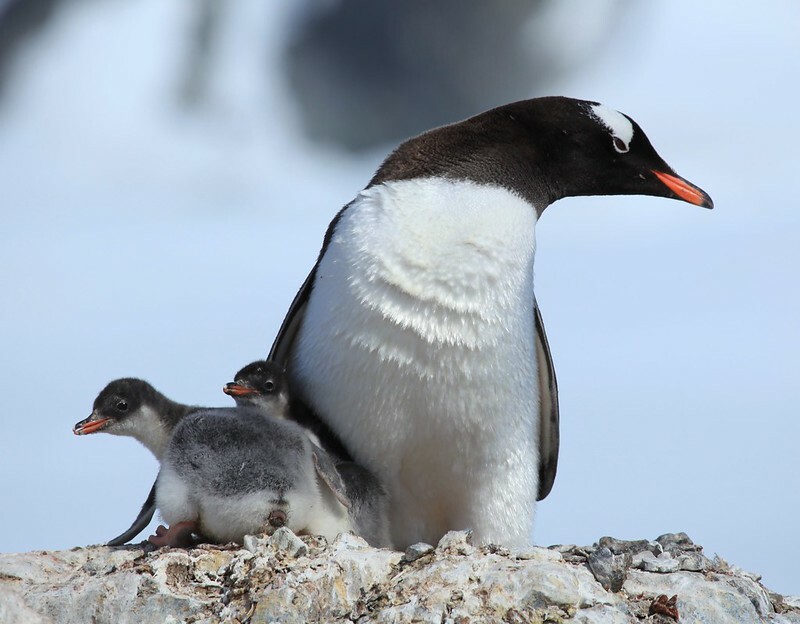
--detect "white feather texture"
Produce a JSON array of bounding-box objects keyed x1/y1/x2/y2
[
  {"x1": 292, "y1": 178, "x2": 541, "y2": 548},
  {"x1": 588, "y1": 103, "x2": 634, "y2": 149},
  {"x1": 108, "y1": 405, "x2": 171, "y2": 460},
  {"x1": 156, "y1": 459, "x2": 351, "y2": 543}
]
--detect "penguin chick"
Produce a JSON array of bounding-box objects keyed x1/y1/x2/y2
[
  {"x1": 153, "y1": 404, "x2": 378, "y2": 547},
  {"x1": 75, "y1": 378, "x2": 194, "y2": 459},
  {"x1": 223, "y1": 360, "x2": 391, "y2": 547},
  {"x1": 225, "y1": 359, "x2": 344, "y2": 454},
  {"x1": 74, "y1": 378, "x2": 198, "y2": 545},
  {"x1": 223, "y1": 359, "x2": 290, "y2": 415}
]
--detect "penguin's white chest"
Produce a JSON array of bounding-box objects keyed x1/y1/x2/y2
[{"x1": 292, "y1": 178, "x2": 541, "y2": 547}]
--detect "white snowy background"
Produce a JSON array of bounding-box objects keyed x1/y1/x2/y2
[{"x1": 0, "y1": 0, "x2": 798, "y2": 595}]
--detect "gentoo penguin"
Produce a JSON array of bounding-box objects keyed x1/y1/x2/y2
[
  {"x1": 153, "y1": 361, "x2": 389, "y2": 547},
  {"x1": 268, "y1": 96, "x2": 713, "y2": 549},
  {"x1": 224, "y1": 360, "x2": 392, "y2": 547},
  {"x1": 223, "y1": 359, "x2": 282, "y2": 411},
  {"x1": 74, "y1": 378, "x2": 197, "y2": 545},
  {"x1": 77, "y1": 366, "x2": 388, "y2": 547},
  {"x1": 74, "y1": 371, "x2": 291, "y2": 546}
]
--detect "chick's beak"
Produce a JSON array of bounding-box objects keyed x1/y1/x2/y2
[
  {"x1": 73, "y1": 412, "x2": 112, "y2": 435},
  {"x1": 223, "y1": 382, "x2": 257, "y2": 397}
]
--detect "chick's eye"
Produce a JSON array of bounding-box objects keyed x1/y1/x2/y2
[
  {"x1": 264, "y1": 381, "x2": 276, "y2": 393},
  {"x1": 116, "y1": 399, "x2": 128, "y2": 412},
  {"x1": 613, "y1": 136, "x2": 629, "y2": 153}
]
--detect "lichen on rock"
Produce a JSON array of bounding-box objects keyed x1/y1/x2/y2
[{"x1": 1, "y1": 531, "x2": 798, "y2": 623}]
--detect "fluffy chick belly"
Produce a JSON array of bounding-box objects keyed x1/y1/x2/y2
[{"x1": 197, "y1": 491, "x2": 284, "y2": 543}]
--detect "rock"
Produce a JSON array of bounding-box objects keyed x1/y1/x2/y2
[
  {"x1": 511, "y1": 546, "x2": 562, "y2": 562},
  {"x1": 330, "y1": 531, "x2": 369, "y2": 552},
  {"x1": 435, "y1": 530, "x2": 475, "y2": 555},
  {"x1": 271, "y1": 526, "x2": 310, "y2": 557},
  {"x1": 586, "y1": 546, "x2": 630, "y2": 592},
  {"x1": 242, "y1": 533, "x2": 267, "y2": 555},
  {"x1": 1, "y1": 534, "x2": 797, "y2": 623},
  {"x1": 723, "y1": 574, "x2": 773, "y2": 618},
  {"x1": 597, "y1": 536, "x2": 661, "y2": 556},
  {"x1": 656, "y1": 532, "x2": 699, "y2": 554},
  {"x1": 550, "y1": 543, "x2": 592, "y2": 564},
  {"x1": 0, "y1": 586, "x2": 52, "y2": 624},
  {"x1": 730, "y1": 563, "x2": 763, "y2": 583},
  {"x1": 403, "y1": 542, "x2": 434, "y2": 562},
  {"x1": 678, "y1": 551, "x2": 712, "y2": 572},
  {"x1": 632, "y1": 550, "x2": 680, "y2": 573},
  {"x1": 242, "y1": 527, "x2": 310, "y2": 558},
  {"x1": 625, "y1": 569, "x2": 776, "y2": 624},
  {"x1": 572, "y1": 604, "x2": 635, "y2": 624}
]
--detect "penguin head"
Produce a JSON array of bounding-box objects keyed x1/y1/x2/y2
[
  {"x1": 527, "y1": 97, "x2": 714, "y2": 208},
  {"x1": 223, "y1": 360, "x2": 290, "y2": 416},
  {"x1": 370, "y1": 96, "x2": 713, "y2": 212},
  {"x1": 74, "y1": 378, "x2": 160, "y2": 436}
]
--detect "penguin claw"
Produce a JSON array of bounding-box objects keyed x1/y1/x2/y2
[{"x1": 147, "y1": 521, "x2": 198, "y2": 548}]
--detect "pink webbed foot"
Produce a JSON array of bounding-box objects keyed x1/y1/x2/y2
[{"x1": 148, "y1": 521, "x2": 199, "y2": 548}]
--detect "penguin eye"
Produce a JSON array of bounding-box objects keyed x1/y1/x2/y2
[
  {"x1": 264, "y1": 380, "x2": 276, "y2": 393},
  {"x1": 612, "y1": 136, "x2": 629, "y2": 153},
  {"x1": 115, "y1": 399, "x2": 128, "y2": 412}
]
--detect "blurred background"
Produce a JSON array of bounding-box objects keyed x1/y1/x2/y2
[{"x1": 1, "y1": 0, "x2": 798, "y2": 595}]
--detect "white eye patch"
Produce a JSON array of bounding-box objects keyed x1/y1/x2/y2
[{"x1": 588, "y1": 103, "x2": 634, "y2": 153}]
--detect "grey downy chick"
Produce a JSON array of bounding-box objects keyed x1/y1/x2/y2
[
  {"x1": 74, "y1": 378, "x2": 197, "y2": 545},
  {"x1": 222, "y1": 360, "x2": 392, "y2": 548},
  {"x1": 152, "y1": 360, "x2": 386, "y2": 546}
]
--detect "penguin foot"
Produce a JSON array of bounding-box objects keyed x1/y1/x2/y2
[
  {"x1": 148, "y1": 521, "x2": 198, "y2": 548},
  {"x1": 268, "y1": 509, "x2": 287, "y2": 529}
]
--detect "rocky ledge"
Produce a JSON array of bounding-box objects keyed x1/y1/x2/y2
[{"x1": 1, "y1": 530, "x2": 797, "y2": 623}]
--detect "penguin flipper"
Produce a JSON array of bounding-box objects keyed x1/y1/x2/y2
[
  {"x1": 269, "y1": 258, "x2": 354, "y2": 461},
  {"x1": 269, "y1": 209, "x2": 347, "y2": 365},
  {"x1": 534, "y1": 301, "x2": 560, "y2": 501},
  {"x1": 269, "y1": 267, "x2": 315, "y2": 365},
  {"x1": 106, "y1": 480, "x2": 157, "y2": 546},
  {"x1": 311, "y1": 446, "x2": 352, "y2": 509},
  {"x1": 335, "y1": 462, "x2": 392, "y2": 548}
]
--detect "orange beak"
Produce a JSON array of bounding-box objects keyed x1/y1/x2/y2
[
  {"x1": 223, "y1": 383, "x2": 257, "y2": 397},
  {"x1": 73, "y1": 416, "x2": 112, "y2": 435},
  {"x1": 653, "y1": 170, "x2": 714, "y2": 209}
]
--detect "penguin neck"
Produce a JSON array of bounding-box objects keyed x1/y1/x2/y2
[
  {"x1": 118, "y1": 400, "x2": 193, "y2": 461},
  {"x1": 160, "y1": 400, "x2": 194, "y2": 432},
  {"x1": 236, "y1": 394, "x2": 290, "y2": 420}
]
